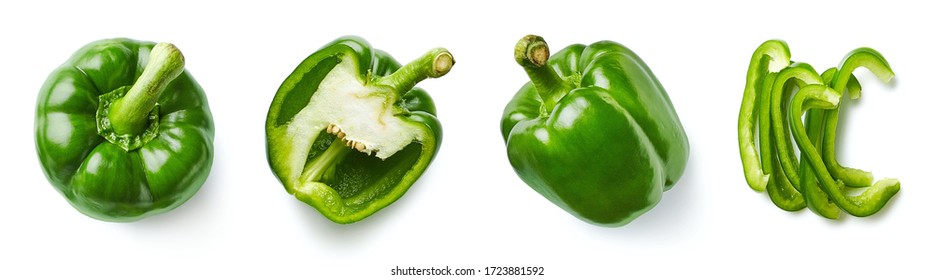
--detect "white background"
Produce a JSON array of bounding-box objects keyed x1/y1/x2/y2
[{"x1": 1, "y1": 0, "x2": 932, "y2": 278}]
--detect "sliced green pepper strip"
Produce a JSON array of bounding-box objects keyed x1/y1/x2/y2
[
  {"x1": 819, "y1": 68, "x2": 863, "y2": 101},
  {"x1": 780, "y1": 79, "x2": 803, "y2": 192},
  {"x1": 799, "y1": 108, "x2": 840, "y2": 219},
  {"x1": 757, "y1": 73, "x2": 776, "y2": 169},
  {"x1": 797, "y1": 68, "x2": 847, "y2": 219},
  {"x1": 822, "y1": 48, "x2": 894, "y2": 187},
  {"x1": 790, "y1": 84, "x2": 900, "y2": 217},
  {"x1": 739, "y1": 40, "x2": 790, "y2": 191},
  {"x1": 767, "y1": 151, "x2": 804, "y2": 211},
  {"x1": 770, "y1": 63, "x2": 822, "y2": 191},
  {"x1": 758, "y1": 73, "x2": 804, "y2": 210}
]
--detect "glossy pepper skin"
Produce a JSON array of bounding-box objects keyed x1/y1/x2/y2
[
  {"x1": 501, "y1": 35, "x2": 689, "y2": 227},
  {"x1": 266, "y1": 36, "x2": 452, "y2": 224},
  {"x1": 35, "y1": 39, "x2": 214, "y2": 222}
]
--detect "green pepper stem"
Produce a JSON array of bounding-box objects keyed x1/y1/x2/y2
[
  {"x1": 374, "y1": 48, "x2": 454, "y2": 93},
  {"x1": 109, "y1": 43, "x2": 185, "y2": 135},
  {"x1": 515, "y1": 35, "x2": 569, "y2": 114}
]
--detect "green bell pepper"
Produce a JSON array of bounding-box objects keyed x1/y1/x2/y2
[
  {"x1": 500, "y1": 35, "x2": 690, "y2": 227},
  {"x1": 266, "y1": 36, "x2": 453, "y2": 224},
  {"x1": 35, "y1": 39, "x2": 214, "y2": 222}
]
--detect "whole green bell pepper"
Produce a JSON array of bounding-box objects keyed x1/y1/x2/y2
[
  {"x1": 500, "y1": 35, "x2": 690, "y2": 227},
  {"x1": 266, "y1": 36, "x2": 453, "y2": 224},
  {"x1": 35, "y1": 39, "x2": 214, "y2": 222}
]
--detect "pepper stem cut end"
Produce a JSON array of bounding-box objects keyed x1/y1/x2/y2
[
  {"x1": 432, "y1": 52, "x2": 454, "y2": 78},
  {"x1": 109, "y1": 42, "x2": 185, "y2": 135},
  {"x1": 515, "y1": 35, "x2": 550, "y2": 68}
]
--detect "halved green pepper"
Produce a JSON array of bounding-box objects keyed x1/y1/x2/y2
[
  {"x1": 501, "y1": 35, "x2": 690, "y2": 227},
  {"x1": 266, "y1": 36, "x2": 453, "y2": 224},
  {"x1": 35, "y1": 39, "x2": 214, "y2": 222}
]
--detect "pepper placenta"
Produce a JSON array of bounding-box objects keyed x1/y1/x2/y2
[
  {"x1": 266, "y1": 36, "x2": 452, "y2": 224},
  {"x1": 35, "y1": 39, "x2": 214, "y2": 222},
  {"x1": 501, "y1": 35, "x2": 690, "y2": 227},
  {"x1": 737, "y1": 40, "x2": 899, "y2": 218}
]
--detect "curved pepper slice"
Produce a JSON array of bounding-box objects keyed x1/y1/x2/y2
[
  {"x1": 797, "y1": 67, "x2": 861, "y2": 219},
  {"x1": 266, "y1": 36, "x2": 453, "y2": 224},
  {"x1": 501, "y1": 35, "x2": 689, "y2": 227},
  {"x1": 789, "y1": 85, "x2": 899, "y2": 217},
  {"x1": 821, "y1": 48, "x2": 895, "y2": 187},
  {"x1": 799, "y1": 106, "x2": 839, "y2": 218},
  {"x1": 738, "y1": 40, "x2": 791, "y2": 192},
  {"x1": 35, "y1": 39, "x2": 214, "y2": 222},
  {"x1": 769, "y1": 63, "x2": 823, "y2": 190},
  {"x1": 758, "y1": 71, "x2": 803, "y2": 211}
]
